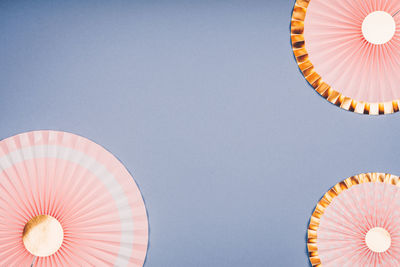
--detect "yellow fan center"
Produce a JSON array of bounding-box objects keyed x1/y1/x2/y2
[
  {"x1": 365, "y1": 227, "x2": 391, "y2": 253},
  {"x1": 362, "y1": 11, "x2": 396, "y2": 45},
  {"x1": 23, "y1": 215, "x2": 64, "y2": 257}
]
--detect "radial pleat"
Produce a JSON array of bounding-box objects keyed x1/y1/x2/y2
[
  {"x1": 311, "y1": 176, "x2": 400, "y2": 266},
  {"x1": 304, "y1": 0, "x2": 400, "y2": 103},
  {"x1": 292, "y1": 0, "x2": 400, "y2": 113},
  {"x1": 0, "y1": 131, "x2": 148, "y2": 266}
]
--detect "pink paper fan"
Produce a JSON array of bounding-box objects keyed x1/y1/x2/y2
[
  {"x1": 0, "y1": 131, "x2": 148, "y2": 266},
  {"x1": 291, "y1": 0, "x2": 400, "y2": 114},
  {"x1": 308, "y1": 173, "x2": 400, "y2": 266}
]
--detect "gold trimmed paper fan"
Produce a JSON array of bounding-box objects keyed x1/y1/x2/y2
[
  {"x1": 308, "y1": 173, "x2": 400, "y2": 266},
  {"x1": 291, "y1": 0, "x2": 400, "y2": 114}
]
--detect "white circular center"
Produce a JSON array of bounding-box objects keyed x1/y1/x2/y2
[
  {"x1": 23, "y1": 215, "x2": 64, "y2": 257},
  {"x1": 365, "y1": 227, "x2": 391, "y2": 253},
  {"x1": 362, "y1": 11, "x2": 396, "y2": 45}
]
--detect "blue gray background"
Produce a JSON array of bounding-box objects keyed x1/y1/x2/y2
[{"x1": 1, "y1": 0, "x2": 399, "y2": 266}]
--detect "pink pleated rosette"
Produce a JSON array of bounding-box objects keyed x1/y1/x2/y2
[
  {"x1": 0, "y1": 131, "x2": 148, "y2": 266},
  {"x1": 307, "y1": 173, "x2": 400, "y2": 266},
  {"x1": 291, "y1": 0, "x2": 400, "y2": 114}
]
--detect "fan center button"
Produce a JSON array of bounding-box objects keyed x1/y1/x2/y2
[
  {"x1": 362, "y1": 11, "x2": 396, "y2": 45},
  {"x1": 365, "y1": 227, "x2": 391, "y2": 253},
  {"x1": 23, "y1": 215, "x2": 64, "y2": 257}
]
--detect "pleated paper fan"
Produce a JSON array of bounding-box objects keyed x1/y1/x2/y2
[
  {"x1": 291, "y1": 0, "x2": 400, "y2": 114},
  {"x1": 0, "y1": 131, "x2": 148, "y2": 266},
  {"x1": 307, "y1": 173, "x2": 400, "y2": 266}
]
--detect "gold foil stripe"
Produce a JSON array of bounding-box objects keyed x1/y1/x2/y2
[
  {"x1": 306, "y1": 173, "x2": 400, "y2": 266},
  {"x1": 296, "y1": 0, "x2": 311, "y2": 8},
  {"x1": 291, "y1": 0, "x2": 400, "y2": 115}
]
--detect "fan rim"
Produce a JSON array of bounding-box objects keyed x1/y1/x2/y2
[
  {"x1": 307, "y1": 172, "x2": 400, "y2": 266},
  {"x1": 0, "y1": 130, "x2": 149, "y2": 266},
  {"x1": 291, "y1": 0, "x2": 400, "y2": 115}
]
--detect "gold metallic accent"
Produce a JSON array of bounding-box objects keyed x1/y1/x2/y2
[
  {"x1": 291, "y1": 0, "x2": 400, "y2": 115},
  {"x1": 307, "y1": 173, "x2": 400, "y2": 266},
  {"x1": 23, "y1": 215, "x2": 64, "y2": 257}
]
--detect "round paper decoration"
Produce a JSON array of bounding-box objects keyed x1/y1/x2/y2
[
  {"x1": 0, "y1": 131, "x2": 148, "y2": 266},
  {"x1": 307, "y1": 173, "x2": 400, "y2": 266},
  {"x1": 291, "y1": 0, "x2": 400, "y2": 114}
]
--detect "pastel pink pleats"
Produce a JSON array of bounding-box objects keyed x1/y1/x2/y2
[
  {"x1": 304, "y1": 0, "x2": 400, "y2": 103},
  {"x1": 318, "y1": 182, "x2": 400, "y2": 266},
  {"x1": 0, "y1": 131, "x2": 148, "y2": 266}
]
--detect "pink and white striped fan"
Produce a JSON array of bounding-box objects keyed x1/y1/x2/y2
[
  {"x1": 0, "y1": 131, "x2": 148, "y2": 266},
  {"x1": 308, "y1": 173, "x2": 400, "y2": 266},
  {"x1": 291, "y1": 0, "x2": 400, "y2": 114}
]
